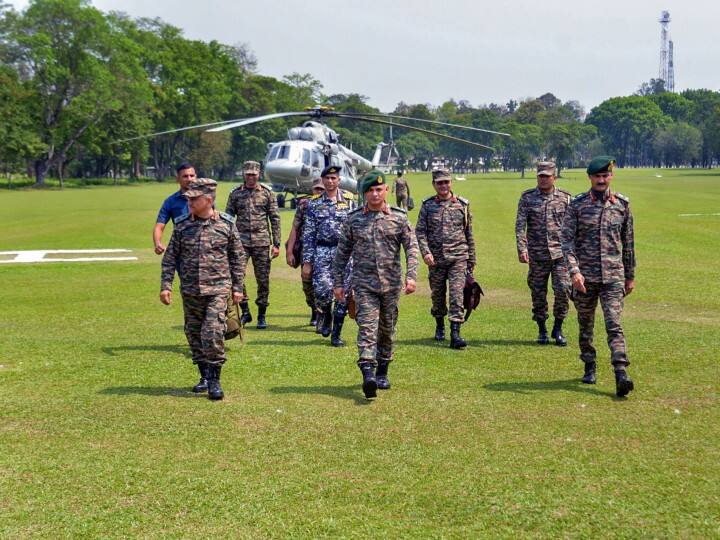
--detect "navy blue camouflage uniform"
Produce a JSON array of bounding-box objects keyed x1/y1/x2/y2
[{"x1": 303, "y1": 191, "x2": 354, "y2": 315}]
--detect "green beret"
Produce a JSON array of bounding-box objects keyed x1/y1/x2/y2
[
  {"x1": 587, "y1": 156, "x2": 616, "y2": 175},
  {"x1": 359, "y1": 169, "x2": 387, "y2": 193}
]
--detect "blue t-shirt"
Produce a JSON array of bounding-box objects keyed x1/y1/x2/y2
[{"x1": 156, "y1": 190, "x2": 189, "y2": 224}]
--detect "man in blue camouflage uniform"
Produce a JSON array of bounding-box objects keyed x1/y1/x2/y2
[
  {"x1": 302, "y1": 165, "x2": 355, "y2": 346},
  {"x1": 561, "y1": 156, "x2": 636, "y2": 397}
]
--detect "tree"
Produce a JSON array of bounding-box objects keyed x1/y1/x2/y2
[
  {"x1": 636, "y1": 78, "x2": 667, "y2": 96},
  {"x1": 282, "y1": 72, "x2": 323, "y2": 107},
  {"x1": 652, "y1": 122, "x2": 702, "y2": 167}
]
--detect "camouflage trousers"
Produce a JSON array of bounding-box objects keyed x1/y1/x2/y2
[
  {"x1": 182, "y1": 294, "x2": 228, "y2": 366},
  {"x1": 527, "y1": 258, "x2": 570, "y2": 322},
  {"x1": 313, "y1": 245, "x2": 352, "y2": 316},
  {"x1": 572, "y1": 281, "x2": 629, "y2": 368},
  {"x1": 301, "y1": 268, "x2": 315, "y2": 309},
  {"x1": 354, "y1": 287, "x2": 401, "y2": 366},
  {"x1": 396, "y1": 194, "x2": 409, "y2": 211},
  {"x1": 429, "y1": 259, "x2": 467, "y2": 322},
  {"x1": 242, "y1": 244, "x2": 271, "y2": 307}
]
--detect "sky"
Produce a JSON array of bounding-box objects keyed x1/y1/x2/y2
[{"x1": 7, "y1": 0, "x2": 720, "y2": 113}]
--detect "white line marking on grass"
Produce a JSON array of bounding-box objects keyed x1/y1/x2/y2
[
  {"x1": 0, "y1": 249, "x2": 138, "y2": 264},
  {"x1": 678, "y1": 213, "x2": 720, "y2": 217}
]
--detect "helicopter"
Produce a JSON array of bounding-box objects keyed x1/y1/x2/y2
[{"x1": 119, "y1": 106, "x2": 510, "y2": 199}]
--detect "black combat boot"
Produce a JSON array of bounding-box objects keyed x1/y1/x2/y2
[
  {"x1": 536, "y1": 320, "x2": 549, "y2": 345},
  {"x1": 256, "y1": 305, "x2": 267, "y2": 329},
  {"x1": 434, "y1": 317, "x2": 445, "y2": 341},
  {"x1": 551, "y1": 319, "x2": 567, "y2": 347},
  {"x1": 320, "y1": 304, "x2": 332, "y2": 338},
  {"x1": 239, "y1": 302, "x2": 252, "y2": 326},
  {"x1": 309, "y1": 308, "x2": 318, "y2": 327},
  {"x1": 206, "y1": 364, "x2": 224, "y2": 401},
  {"x1": 376, "y1": 360, "x2": 391, "y2": 390},
  {"x1": 449, "y1": 321, "x2": 467, "y2": 349},
  {"x1": 359, "y1": 362, "x2": 377, "y2": 399},
  {"x1": 581, "y1": 361, "x2": 597, "y2": 384},
  {"x1": 192, "y1": 363, "x2": 208, "y2": 393},
  {"x1": 330, "y1": 313, "x2": 346, "y2": 347},
  {"x1": 615, "y1": 369, "x2": 634, "y2": 397}
]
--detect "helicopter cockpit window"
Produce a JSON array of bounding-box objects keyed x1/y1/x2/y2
[
  {"x1": 312, "y1": 151, "x2": 321, "y2": 168},
  {"x1": 277, "y1": 145, "x2": 291, "y2": 160},
  {"x1": 268, "y1": 145, "x2": 281, "y2": 161},
  {"x1": 302, "y1": 148, "x2": 311, "y2": 166}
]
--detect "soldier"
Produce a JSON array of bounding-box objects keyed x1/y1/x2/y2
[
  {"x1": 392, "y1": 170, "x2": 410, "y2": 210},
  {"x1": 286, "y1": 178, "x2": 325, "y2": 326},
  {"x1": 302, "y1": 165, "x2": 355, "y2": 346},
  {"x1": 160, "y1": 179, "x2": 246, "y2": 401},
  {"x1": 333, "y1": 170, "x2": 419, "y2": 399},
  {"x1": 415, "y1": 168, "x2": 476, "y2": 349},
  {"x1": 152, "y1": 162, "x2": 195, "y2": 255},
  {"x1": 515, "y1": 161, "x2": 572, "y2": 346},
  {"x1": 225, "y1": 160, "x2": 281, "y2": 329},
  {"x1": 561, "y1": 156, "x2": 636, "y2": 397}
]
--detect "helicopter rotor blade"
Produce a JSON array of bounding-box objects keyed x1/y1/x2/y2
[
  {"x1": 113, "y1": 118, "x2": 252, "y2": 144},
  {"x1": 206, "y1": 111, "x2": 312, "y2": 132},
  {"x1": 334, "y1": 114, "x2": 497, "y2": 151},
  {"x1": 339, "y1": 112, "x2": 511, "y2": 137}
]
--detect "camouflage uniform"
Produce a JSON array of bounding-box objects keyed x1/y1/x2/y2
[
  {"x1": 515, "y1": 186, "x2": 572, "y2": 322},
  {"x1": 292, "y1": 197, "x2": 315, "y2": 309},
  {"x1": 333, "y1": 204, "x2": 419, "y2": 366},
  {"x1": 561, "y1": 189, "x2": 635, "y2": 368},
  {"x1": 415, "y1": 194, "x2": 476, "y2": 323},
  {"x1": 225, "y1": 183, "x2": 280, "y2": 307},
  {"x1": 393, "y1": 177, "x2": 410, "y2": 210},
  {"x1": 161, "y1": 212, "x2": 246, "y2": 366},
  {"x1": 303, "y1": 192, "x2": 355, "y2": 315}
]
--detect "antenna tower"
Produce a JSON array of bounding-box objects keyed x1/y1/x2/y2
[{"x1": 658, "y1": 11, "x2": 675, "y2": 92}]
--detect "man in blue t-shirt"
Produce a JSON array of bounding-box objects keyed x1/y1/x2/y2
[{"x1": 153, "y1": 163, "x2": 196, "y2": 255}]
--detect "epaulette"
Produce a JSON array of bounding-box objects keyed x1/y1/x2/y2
[
  {"x1": 260, "y1": 182, "x2": 274, "y2": 192},
  {"x1": 219, "y1": 212, "x2": 235, "y2": 223},
  {"x1": 175, "y1": 213, "x2": 190, "y2": 224},
  {"x1": 521, "y1": 188, "x2": 536, "y2": 196},
  {"x1": 573, "y1": 192, "x2": 590, "y2": 203},
  {"x1": 391, "y1": 206, "x2": 407, "y2": 214},
  {"x1": 557, "y1": 187, "x2": 573, "y2": 196},
  {"x1": 229, "y1": 185, "x2": 242, "y2": 194},
  {"x1": 614, "y1": 192, "x2": 630, "y2": 203},
  {"x1": 422, "y1": 195, "x2": 435, "y2": 204},
  {"x1": 348, "y1": 207, "x2": 363, "y2": 215},
  {"x1": 310, "y1": 193, "x2": 322, "y2": 200},
  {"x1": 457, "y1": 196, "x2": 469, "y2": 205},
  {"x1": 341, "y1": 190, "x2": 356, "y2": 201}
]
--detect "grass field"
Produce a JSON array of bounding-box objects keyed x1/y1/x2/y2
[{"x1": 1, "y1": 168, "x2": 719, "y2": 538}]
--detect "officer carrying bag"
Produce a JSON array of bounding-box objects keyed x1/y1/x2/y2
[{"x1": 225, "y1": 295, "x2": 244, "y2": 342}]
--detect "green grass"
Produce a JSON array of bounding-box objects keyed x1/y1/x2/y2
[{"x1": 1, "y1": 169, "x2": 719, "y2": 538}]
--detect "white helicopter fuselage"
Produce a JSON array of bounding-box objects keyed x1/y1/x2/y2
[{"x1": 263, "y1": 121, "x2": 372, "y2": 195}]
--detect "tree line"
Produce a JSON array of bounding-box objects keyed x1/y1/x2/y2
[{"x1": 2, "y1": 0, "x2": 720, "y2": 187}]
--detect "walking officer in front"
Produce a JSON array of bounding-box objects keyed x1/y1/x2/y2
[
  {"x1": 515, "y1": 161, "x2": 572, "y2": 346},
  {"x1": 333, "y1": 170, "x2": 419, "y2": 399},
  {"x1": 561, "y1": 156, "x2": 636, "y2": 397},
  {"x1": 302, "y1": 165, "x2": 355, "y2": 346},
  {"x1": 225, "y1": 160, "x2": 281, "y2": 329},
  {"x1": 415, "y1": 168, "x2": 476, "y2": 349},
  {"x1": 160, "y1": 179, "x2": 247, "y2": 400}
]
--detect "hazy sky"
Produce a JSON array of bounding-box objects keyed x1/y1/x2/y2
[{"x1": 8, "y1": 0, "x2": 720, "y2": 113}]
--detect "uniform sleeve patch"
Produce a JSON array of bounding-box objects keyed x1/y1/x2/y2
[{"x1": 219, "y1": 212, "x2": 236, "y2": 223}]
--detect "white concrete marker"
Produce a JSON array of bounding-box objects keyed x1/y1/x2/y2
[
  {"x1": 0, "y1": 249, "x2": 137, "y2": 264},
  {"x1": 678, "y1": 213, "x2": 720, "y2": 217}
]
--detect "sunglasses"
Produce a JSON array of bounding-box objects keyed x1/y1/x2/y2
[{"x1": 434, "y1": 180, "x2": 451, "y2": 185}]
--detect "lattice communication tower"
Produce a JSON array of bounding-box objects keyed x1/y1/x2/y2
[{"x1": 659, "y1": 10, "x2": 675, "y2": 92}]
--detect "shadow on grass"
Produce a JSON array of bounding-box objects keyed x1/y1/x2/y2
[
  {"x1": 99, "y1": 386, "x2": 203, "y2": 399},
  {"x1": 396, "y1": 338, "x2": 535, "y2": 348},
  {"x1": 269, "y1": 385, "x2": 372, "y2": 406},
  {"x1": 484, "y1": 378, "x2": 617, "y2": 398},
  {"x1": 102, "y1": 345, "x2": 192, "y2": 359}
]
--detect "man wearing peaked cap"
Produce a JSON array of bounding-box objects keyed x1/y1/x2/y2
[
  {"x1": 161, "y1": 177, "x2": 247, "y2": 401},
  {"x1": 416, "y1": 167, "x2": 476, "y2": 349},
  {"x1": 303, "y1": 164, "x2": 355, "y2": 345},
  {"x1": 515, "y1": 161, "x2": 572, "y2": 346},
  {"x1": 225, "y1": 160, "x2": 281, "y2": 329},
  {"x1": 332, "y1": 169, "x2": 419, "y2": 398},
  {"x1": 561, "y1": 155, "x2": 637, "y2": 397}
]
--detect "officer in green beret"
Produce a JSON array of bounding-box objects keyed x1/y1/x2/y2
[
  {"x1": 333, "y1": 170, "x2": 419, "y2": 399},
  {"x1": 561, "y1": 156, "x2": 636, "y2": 397}
]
